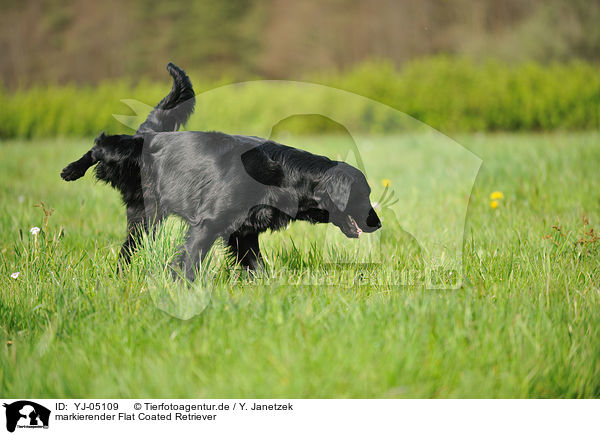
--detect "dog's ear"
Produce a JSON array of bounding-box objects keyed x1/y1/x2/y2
[
  {"x1": 241, "y1": 146, "x2": 284, "y2": 187},
  {"x1": 320, "y1": 166, "x2": 353, "y2": 211}
]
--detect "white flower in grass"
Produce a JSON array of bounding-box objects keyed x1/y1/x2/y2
[
  {"x1": 11, "y1": 272, "x2": 20, "y2": 279},
  {"x1": 30, "y1": 227, "x2": 40, "y2": 235}
]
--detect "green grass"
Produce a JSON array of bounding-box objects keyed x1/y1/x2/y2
[{"x1": 1, "y1": 132, "x2": 599, "y2": 398}]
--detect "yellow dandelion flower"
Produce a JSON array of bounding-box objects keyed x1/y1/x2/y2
[
  {"x1": 490, "y1": 191, "x2": 504, "y2": 200},
  {"x1": 490, "y1": 200, "x2": 499, "y2": 209},
  {"x1": 382, "y1": 179, "x2": 391, "y2": 188}
]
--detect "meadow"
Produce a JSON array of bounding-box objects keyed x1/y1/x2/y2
[{"x1": 0, "y1": 131, "x2": 599, "y2": 398}]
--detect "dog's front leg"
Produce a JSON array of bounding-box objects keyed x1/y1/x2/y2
[{"x1": 227, "y1": 232, "x2": 264, "y2": 271}]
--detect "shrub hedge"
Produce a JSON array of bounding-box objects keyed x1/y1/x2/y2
[{"x1": 1, "y1": 57, "x2": 598, "y2": 138}]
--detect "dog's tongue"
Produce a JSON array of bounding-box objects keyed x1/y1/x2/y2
[
  {"x1": 352, "y1": 219, "x2": 363, "y2": 237},
  {"x1": 349, "y1": 216, "x2": 363, "y2": 237}
]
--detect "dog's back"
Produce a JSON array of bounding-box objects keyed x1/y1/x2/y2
[{"x1": 140, "y1": 131, "x2": 292, "y2": 226}]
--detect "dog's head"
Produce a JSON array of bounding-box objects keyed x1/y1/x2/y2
[{"x1": 316, "y1": 162, "x2": 382, "y2": 238}]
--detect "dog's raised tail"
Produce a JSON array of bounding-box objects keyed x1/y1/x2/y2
[{"x1": 136, "y1": 62, "x2": 195, "y2": 133}]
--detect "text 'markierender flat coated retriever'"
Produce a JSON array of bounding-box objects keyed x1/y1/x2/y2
[{"x1": 61, "y1": 64, "x2": 381, "y2": 280}]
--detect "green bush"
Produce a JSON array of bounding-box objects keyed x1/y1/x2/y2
[
  {"x1": 0, "y1": 57, "x2": 598, "y2": 138},
  {"x1": 319, "y1": 57, "x2": 600, "y2": 132}
]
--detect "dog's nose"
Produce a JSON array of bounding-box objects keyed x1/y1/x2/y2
[
  {"x1": 364, "y1": 220, "x2": 381, "y2": 233},
  {"x1": 366, "y1": 207, "x2": 381, "y2": 229}
]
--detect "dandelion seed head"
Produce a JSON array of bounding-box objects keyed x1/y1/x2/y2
[{"x1": 30, "y1": 227, "x2": 41, "y2": 235}]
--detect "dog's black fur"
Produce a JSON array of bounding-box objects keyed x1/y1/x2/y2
[{"x1": 61, "y1": 64, "x2": 381, "y2": 280}]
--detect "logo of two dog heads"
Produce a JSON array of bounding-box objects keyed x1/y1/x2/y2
[{"x1": 3, "y1": 401, "x2": 50, "y2": 432}]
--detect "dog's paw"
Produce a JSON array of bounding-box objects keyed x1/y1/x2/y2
[{"x1": 61, "y1": 163, "x2": 87, "y2": 181}]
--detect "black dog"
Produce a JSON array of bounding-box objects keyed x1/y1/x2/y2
[
  {"x1": 62, "y1": 66, "x2": 381, "y2": 280},
  {"x1": 61, "y1": 62, "x2": 195, "y2": 262}
]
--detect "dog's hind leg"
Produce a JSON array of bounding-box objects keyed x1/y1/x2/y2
[
  {"x1": 178, "y1": 224, "x2": 219, "y2": 281},
  {"x1": 227, "y1": 232, "x2": 264, "y2": 271},
  {"x1": 61, "y1": 135, "x2": 143, "y2": 182},
  {"x1": 61, "y1": 150, "x2": 95, "y2": 181},
  {"x1": 91, "y1": 135, "x2": 143, "y2": 163},
  {"x1": 118, "y1": 202, "x2": 154, "y2": 266},
  {"x1": 119, "y1": 224, "x2": 146, "y2": 265}
]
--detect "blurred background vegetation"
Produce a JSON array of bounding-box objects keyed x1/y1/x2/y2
[{"x1": 0, "y1": 0, "x2": 599, "y2": 137}]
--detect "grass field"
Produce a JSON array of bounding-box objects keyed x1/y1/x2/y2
[{"x1": 1, "y1": 132, "x2": 599, "y2": 398}]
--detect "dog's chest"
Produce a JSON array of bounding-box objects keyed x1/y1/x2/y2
[{"x1": 239, "y1": 205, "x2": 291, "y2": 234}]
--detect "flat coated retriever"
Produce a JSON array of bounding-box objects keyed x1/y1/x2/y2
[{"x1": 61, "y1": 64, "x2": 381, "y2": 280}]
